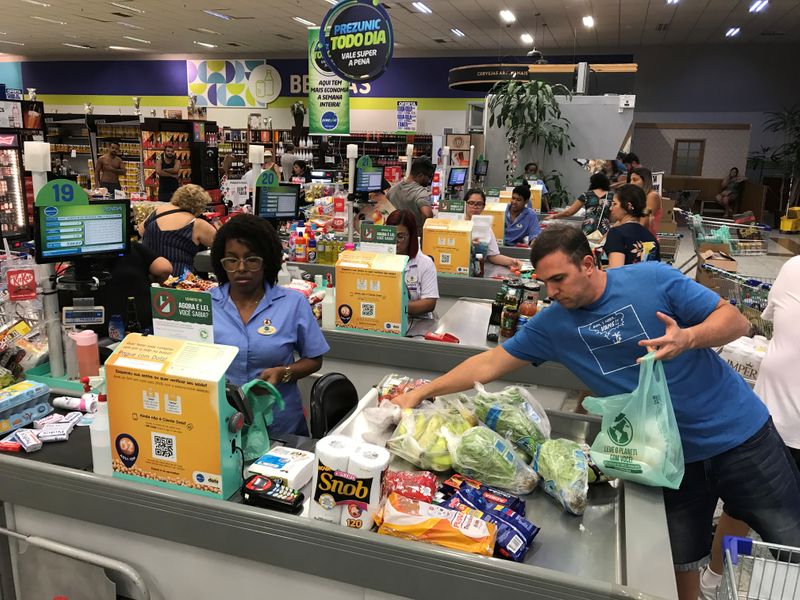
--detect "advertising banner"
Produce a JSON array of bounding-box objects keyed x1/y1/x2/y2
[
  {"x1": 396, "y1": 100, "x2": 417, "y2": 133},
  {"x1": 187, "y1": 59, "x2": 281, "y2": 107},
  {"x1": 150, "y1": 287, "x2": 213, "y2": 343},
  {"x1": 308, "y1": 28, "x2": 350, "y2": 135}
]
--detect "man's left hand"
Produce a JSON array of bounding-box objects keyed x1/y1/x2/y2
[{"x1": 637, "y1": 312, "x2": 694, "y2": 361}]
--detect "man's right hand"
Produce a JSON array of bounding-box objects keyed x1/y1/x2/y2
[{"x1": 391, "y1": 390, "x2": 424, "y2": 409}]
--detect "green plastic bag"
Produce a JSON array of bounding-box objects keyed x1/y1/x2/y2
[
  {"x1": 582, "y1": 353, "x2": 684, "y2": 489},
  {"x1": 240, "y1": 379, "x2": 285, "y2": 462}
]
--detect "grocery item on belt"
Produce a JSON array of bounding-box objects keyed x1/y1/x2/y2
[
  {"x1": 461, "y1": 384, "x2": 551, "y2": 461},
  {"x1": 375, "y1": 492, "x2": 496, "y2": 557},
  {"x1": 383, "y1": 470, "x2": 438, "y2": 503},
  {"x1": 532, "y1": 438, "x2": 589, "y2": 516},
  {"x1": 436, "y1": 473, "x2": 527, "y2": 515},
  {"x1": 449, "y1": 426, "x2": 539, "y2": 494},
  {"x1": 377, "y1": 374, "x2": 430, "y2": 403}
]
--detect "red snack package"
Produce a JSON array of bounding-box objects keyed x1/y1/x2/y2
[{"x1": 383, "y1": 470, "x2": 438, "y2": 503}]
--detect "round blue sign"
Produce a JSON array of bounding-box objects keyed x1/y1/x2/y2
[
  {"x1": 44, "y1": 206, "x2": 58, "y2": 217},
  {"x1": 321, "y1": 111, "x2": 339, "y2": 131},
  {"x1": 196, "y1": 473, "x2": 206, "y2": 483}
]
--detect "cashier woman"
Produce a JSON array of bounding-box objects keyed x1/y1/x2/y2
[
  {"x1": 385, "y1": 209, "x2": 439, "y2": 318},
  {"x1": 210, "y1": 214, "x2": 329, "y2": 435}
]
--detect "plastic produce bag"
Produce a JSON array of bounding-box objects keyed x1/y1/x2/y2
[
  {"x1": 386, "y1": 398, "x2": 474, "y2": 471},
  {"x1": 582, "y1": 353, "x2": 684, "y2": 489},
  {"x1": 448, "y1": 426, "x2": 539, "y2": 494},
  {"x1": 240, "y1": 379, "x2": 285, "y2": 462},
  {"x1": 462, "y1": 384, "x2": 551, "y2": 461},
  {"x1": 532, "y1": 439, "x2": 589, "y2": 516}
]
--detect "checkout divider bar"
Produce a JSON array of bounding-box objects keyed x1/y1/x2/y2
[{"x1": 0, "y1": 456, "x2": 664, "y2": 600}]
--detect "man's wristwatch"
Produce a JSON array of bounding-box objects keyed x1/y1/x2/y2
[{"x1": 281, "y1": 366, "x2": 293, "y2": 384}]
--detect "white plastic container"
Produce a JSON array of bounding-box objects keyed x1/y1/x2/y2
[
  {"x1": 321, "y1": 283, "x2": 335, "y2": 329},
  {"x1": 89, "y1": 394, "x2": 112, "y2": 476}
]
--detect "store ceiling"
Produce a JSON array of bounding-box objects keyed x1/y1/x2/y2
[{"x1": 1, "y1": 0, "x2": 798, "y2": 59}]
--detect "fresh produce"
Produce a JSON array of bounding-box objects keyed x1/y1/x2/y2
[
  {"x1": 532, "y1": 439, "x2": 589, "y2": 516},
  {"x1": 449, "y1": 426, "x2": 539, "y2": 494},
  {"x1": 462, "y1": 384, "x2": 550, "y2": 460}
]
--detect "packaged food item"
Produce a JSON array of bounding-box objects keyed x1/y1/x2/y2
[
  {"x1": 376, "y1": 493, "x2": 496, "y2": 557},
  {"x1": 532, "y1": 439, "x2": 589, "y2": 516},
  {"x1": 437, "y1": 473, "x2": 526, "y2": 515},
  {"x1": 14, "y1": 429, "x2": 42, "y2": 452},
  {"x1": 387, "y1": 399, "x2": 474, "y2": 472},
  {"x1": 448, "y1": 426, "x2": 539, "y2": 494},
  {"x1": 377, "y1": 374, "x2": 430, "y2": 403},
  {"x1": 462, "y1": 384, "x2": 551, "y2": 460},
  {"x1": 383, "y1": 470, "x2": 438, "y2": 503}
]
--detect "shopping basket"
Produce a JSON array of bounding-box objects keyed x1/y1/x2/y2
[
  {"x1": 697, "y1": 264, "x2": 774, "y2": 338},
  {"x1": 659, "y1": 232, "x2": 682, "y2": 265},
  {"x1": 685, "y1": 212, "x2": 771, "y2": 256},
  {"x1": 719, "y1": 536, "x2": 800, "y2": 600}
]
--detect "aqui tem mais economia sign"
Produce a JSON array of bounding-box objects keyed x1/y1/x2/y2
[{"x1": 319, "y1": 0, "x2": 394, "y2": 83}]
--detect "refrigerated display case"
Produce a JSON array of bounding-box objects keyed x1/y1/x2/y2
[{"x1": 0, "y1": 132, "x2": 29, "y2": 240}]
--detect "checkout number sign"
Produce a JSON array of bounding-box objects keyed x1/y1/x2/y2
[
  {"x1": 256, "y1": 170, "x2": 280, "y2": 189},
  {"x1": 35, "y1": 178, "x2": 89, "y2": 207}
]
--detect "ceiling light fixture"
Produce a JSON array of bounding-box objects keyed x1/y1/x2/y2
[
  {"x1": 20, "y1": 0, "x2": 51, "y2": 6},
  {"x1": 62, "y1": 43, "x2": 93, "y2": 49},
  {"x1": 520, "y1": 33, "x2": 533, "y2": 44},
  {"x1": 451, "y1": 28, "x2": 465, "y2": 37},
  {"x1": 203, "y1": 10, "x2": 231, "y2": 20},
  {"x1": 108, "y1": 45, "x2": 142, "y2": 51},
  {"x1": 749, "y1": 0, "x2": 768, "y2": 12},
  {"x1": 194, "y1": 40, "x2": 218, "y2": 48},
  {"x1": 666, "y1": 0, "x2": 679, "y2": 4},
  {"x1": 292, "y1": 16, "x2": 317, "y2": 26},
  {"x1": 31, "y1": 15, "x2": 67, "y2": 25},
  {"x1": 325, "y1": 0, "x2": 338, "y2": 3},
  {"x1": 582, "y1": 15, "x2": 594, "y2": 28},
  {"x1": 499, "y1": 10, "x2": 516, "y2": 24},
  {"x1": 123, "y1": 35, "x2": 150, "y2": 44},
  {"x1": 412, "y1": 2, "x2": 432, "y2": 14},
  {"x1": 725, "y1": 27, "x2": 741, "y2": 37},
  {"x1": 0, "y1": 40, "x2": 25, "y2": 46},
  {"x1": 189, "y1": 27, "x2": 220, "y2": 35},
  {"x1": 110, "y1": 2, "x2": 143, "y2": 12},
  {"x1": 118, "y1": 21, "x2": 143, "y2": 29}
]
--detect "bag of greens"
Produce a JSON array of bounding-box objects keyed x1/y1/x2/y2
[
  {"x1": 532, "y1": 439, "x2": 589, "y2": 516},
  {"x1": 448, "y1": 426, "x2": 539, "y2": 494},
  {"x1": 582, "y1": 353, "x2": 684, "y2": 489}
]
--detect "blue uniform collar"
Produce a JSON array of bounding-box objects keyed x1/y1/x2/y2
[{"x1": 213, "y1": 281, "x2": 286, "y2": 323}]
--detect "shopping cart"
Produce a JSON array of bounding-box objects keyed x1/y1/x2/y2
[
  {"x1": 697, "y1": 264, "x2": 774, "y2": 338},
  {"x1": 684, "y1": 211, "x2": 771, "y2": 256},
  {"x1": 719, "y1": 536, "x2": 800, "y2": 600},
  {"x1": 659, "y1": 232, "x2": 682, "y2": 265}
]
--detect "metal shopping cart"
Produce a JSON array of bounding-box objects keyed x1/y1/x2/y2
[
  {"x1": 697, "y1": 264, "x2": 774, "y2": 338},
  {"x1": 683, "y1": 211, "x2": 771, "y2": 256},
  {"x1": 719, "y1": 536, "x2": 800, "y2": 600},
  {"x1": 659, "y1": 232, "x2": 682, "y2": 265}
]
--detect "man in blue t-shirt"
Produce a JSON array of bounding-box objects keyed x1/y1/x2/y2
[
  {"x1": 504, "y1": 184, "x2": 540, "y2": 246},
  {"x1": 393, "y1": 225, "x2": 800, "y2": 600}
]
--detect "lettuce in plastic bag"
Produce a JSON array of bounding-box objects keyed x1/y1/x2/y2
[
  {"x1": 449, "y1": 426, "x2": 539, "y2": 494},
  {"x1": 532, "y1": 439, "x2": 589, "y2": 516},
  {"x1": 462, "y1": 384, "x2": 551, "y2": 461}
]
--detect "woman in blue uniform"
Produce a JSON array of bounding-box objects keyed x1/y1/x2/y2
[{"x1": 210, "y1": 214, "x2": 329, "y2": 435}]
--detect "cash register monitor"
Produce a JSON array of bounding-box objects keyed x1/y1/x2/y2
[
  {"x1": 34, "y1": 200, "x2": 130, "y2": 264},
  {"x1": 254, "y1": 183, "x2": 301, "y2": 220},
  {"x1": 447, "y1": 167, "x2": 468, "y2": 187},
  {"x1": 475, "y1": 160, "x2": 489, "y2": 178},
  {"x1": 355, "y1": 166, "x2": 385, "y2": 193}
]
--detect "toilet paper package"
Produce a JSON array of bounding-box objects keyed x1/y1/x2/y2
[
  {"x1": 310, "y1": 435, "x2": 356, "y2": 524},
  {"x1": 719, "y1": 336, "x2": 766, "y2": 382},
  {"x1": 341, "y1": 444, "x2": 391, "y2": 530}
]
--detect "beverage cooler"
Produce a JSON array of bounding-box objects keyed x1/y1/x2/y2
[
  {"x1": 0, "y1": 131, "x2": 28, "y2": 241},
  {"x1": 190, "y1": 125, "x2": 219, "y2": 191}
]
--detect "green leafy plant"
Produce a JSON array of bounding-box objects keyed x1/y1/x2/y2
[
  {"x1": 487, "y1": 80, "x2": 575, "y2": 185},
  {"x1": 748, "y1": 106, "x2": 800, "y2": 209},
  {"x1": 543, "y1": 170, "x2": 571, "y2": 208}
]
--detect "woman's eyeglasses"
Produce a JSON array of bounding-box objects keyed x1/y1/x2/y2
[
  {"x1": 220, "y1": 256, "x2": 264, "y2": 272},
  {"x1": 466, "y1": 201, "x2": 485, "y2": 208}
]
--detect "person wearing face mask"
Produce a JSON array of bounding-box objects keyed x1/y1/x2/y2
[
  {"x1": 95, "y1": 140, "x2": 125, "y2": 195},
  {"x1": 156, "y1": 143, "x2": 182, "y2": 202},
  {"x1": 604, "y1": 184, "x2": 660, "y2": 268},
  {"x1": 504, "y1": 184, "x2": 541, "y2": 246},
  {"x1": 210, "y1": 214, "x2": 329, "y2": 436},
  {"x1": 463, "y1": 188, "x2": 521, "y2": 271},
  {"x1": 385, "y1": 209, "x2": 439, "y2": 318},
  {"x1": 386, "y1": 157, "x2": 435, "y2": 232},
  {"x1": 630, "y1": 166, "x2": 663, "y2": 237}
]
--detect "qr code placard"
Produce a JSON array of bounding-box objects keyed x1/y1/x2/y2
[
  {"x1": 440, "y1": 253, "x2": 452, "y2": 265},
  {"x1": 360, "y1": 302, "x2": 376, "y2": 319},
  {"x1": 152, "y1": 432, "x2": 177, "y2": 462}
]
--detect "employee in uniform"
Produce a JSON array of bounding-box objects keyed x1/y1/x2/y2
[
  {"x1": 385, "y1": 209, "x2": 439, "y2": 318},
  {"x1": 210, "y1": 214, "x2": 329, "y2": 436},
  {"x1": 504, "y1": 184, "x2": 541, "y2": 246}
]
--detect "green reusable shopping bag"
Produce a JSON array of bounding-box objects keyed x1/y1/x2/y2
[
  {"x1": 240, "y1": 379, "x2": 285, "y2": 462},
  {"x1": 582, "y1": 353, "x2": 685, "y2": 489}
]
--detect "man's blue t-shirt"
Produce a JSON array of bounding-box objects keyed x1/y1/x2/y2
[
  {"x1": 504, "y1": 206, "x2": 541, "y2": 245},
  {"x1": 503, "y1": 262, "x2": 768, "y2": 463}
]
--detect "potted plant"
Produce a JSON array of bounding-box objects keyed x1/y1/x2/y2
[{"x1": 487, "y1": 79, "x2": 574, "y2": 187}]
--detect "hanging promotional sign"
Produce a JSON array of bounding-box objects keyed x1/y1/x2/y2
[
  {"x1": 396, "y1": 101, "x2": 417, "y2": 133},
  {"x1": 319, "y1": 0, "x2": 394, "y2": 83},
  {"x1": 308, "y1": 28, "x2": 350, "y2": 135}
]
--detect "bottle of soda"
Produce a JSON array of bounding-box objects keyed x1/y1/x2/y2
[{"x1": 516, "y1": 284, "x2": 540, "y2": 332}]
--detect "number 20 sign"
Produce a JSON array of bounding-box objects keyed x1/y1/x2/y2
[{"x1": 35, "y1": 178, "x2": 89, "y2": 207}]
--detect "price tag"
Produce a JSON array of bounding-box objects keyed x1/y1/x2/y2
[{"x1": 35, "y1": 178, "x2": 89, "y2": 207}]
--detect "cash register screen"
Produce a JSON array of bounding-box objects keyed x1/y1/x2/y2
[
  {"x1": 255, "y1": 183, "x2": 301, "y2": 219},
  {"x1": 355, "y1": 167, "x2": 385, "y2": 193}
]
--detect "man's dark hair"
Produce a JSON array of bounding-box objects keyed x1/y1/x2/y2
[
  {"x1": 284, "y1": 142, "x2": 295, "y2": 152},
  {"x1": 589, "y1": 172, "x2": 611, "y2": 191},
  {"x1": 614, "y1": 183, "x2": 647, "y2": 217},
  {"x1": 530, "y1": 225, "x2": 592, "y2": 268},
  {"x1": 623, "y1": 152, "x2": 640, "y2": 165},
  {"x1": 108, "y1": 140, "x2": 121, "y2": 148},
  {"x1": 410, "y1": 157, "x2": 435, "y2": 178},
  {"x1": 512, "y1": 184, "x2": 531, "y2": 201},
  {"x1": 211, "y1": 214, "x2": 283, "y2": 285},
  {"x1": 524, "y1": 162, "x2": 538, "y2": 172},
  {"x1": 463, "y1": 188, "x2": 486, "y2": 203}
]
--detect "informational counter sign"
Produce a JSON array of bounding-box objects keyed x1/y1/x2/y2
[
  {"x1": 308, "y1": 28, "x2": 350, "y2": 135},
  {"x1": 105, "y1": 334, "x2": 240, "y2": 499},
  {"x1": 359, "y1": 223, "x2": 397, "y2": 254},
  {"x1": 396, "y1": 101, "x2": 417, "y2": 133},
  {"x1": 150, "y1": 287, "x2": 213, "y2": 343},
  {"x1": 319, "y1": 0, "x2": 394, "y2": 83},
  {"x1": 438, "y1": 198, "x2": 466, "y2": 221}
]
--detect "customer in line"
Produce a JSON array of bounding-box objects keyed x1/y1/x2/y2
[
  {"x1": 611, "y1": 152, "x2": 641, "y2": 189},
  {"x1": 463, "y1": 188, "x2": 521, "y2": 271},
  {"x1": 542, "y1": 172, "x2": 612, "y2": 237},
  {"x1": 605, "y1": 184, "x2": 660, "y2": 268},
  {"x1": 139, "y1": 184, "x2": 218, "y2": 276},
  {"x1": 155, "y1": 143, "x2": 182, "y2": 202},
  {"x1": 392, "y1": 225, "x2": 800, "y2": 600},
  {"x1": 385, "y1": 209, "x2": 439, "y2": 318},
  {"x1": 386, "y1": 157, "x2": 435, "y2": 232},
  {"x1": 210, "y1": 214, "x2": 329, "y2": 436},
  {"x1": 630, "y1": 166, "x2": 663, "y2": 237},
  {"x1": 95, "y1": 140, "x2": 125, "y2": 195},
  {"x1": 280, "y1": 142, "x2": 297, "y2": 182},
  {"x1": 504, "y1": 184, "x2": 540, "y2": 246}
]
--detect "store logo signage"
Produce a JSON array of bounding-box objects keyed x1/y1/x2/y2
[
  {"x1": 321, "y1": 111, "x2": 339, "y2": 131},
  {"x1": 320, "y1": 0, "x2": 393, "y2": 83}
]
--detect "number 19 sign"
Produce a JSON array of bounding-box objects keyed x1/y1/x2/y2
[{"x1": 35, "y1": 178, "x2": 89, "y2": 207}]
